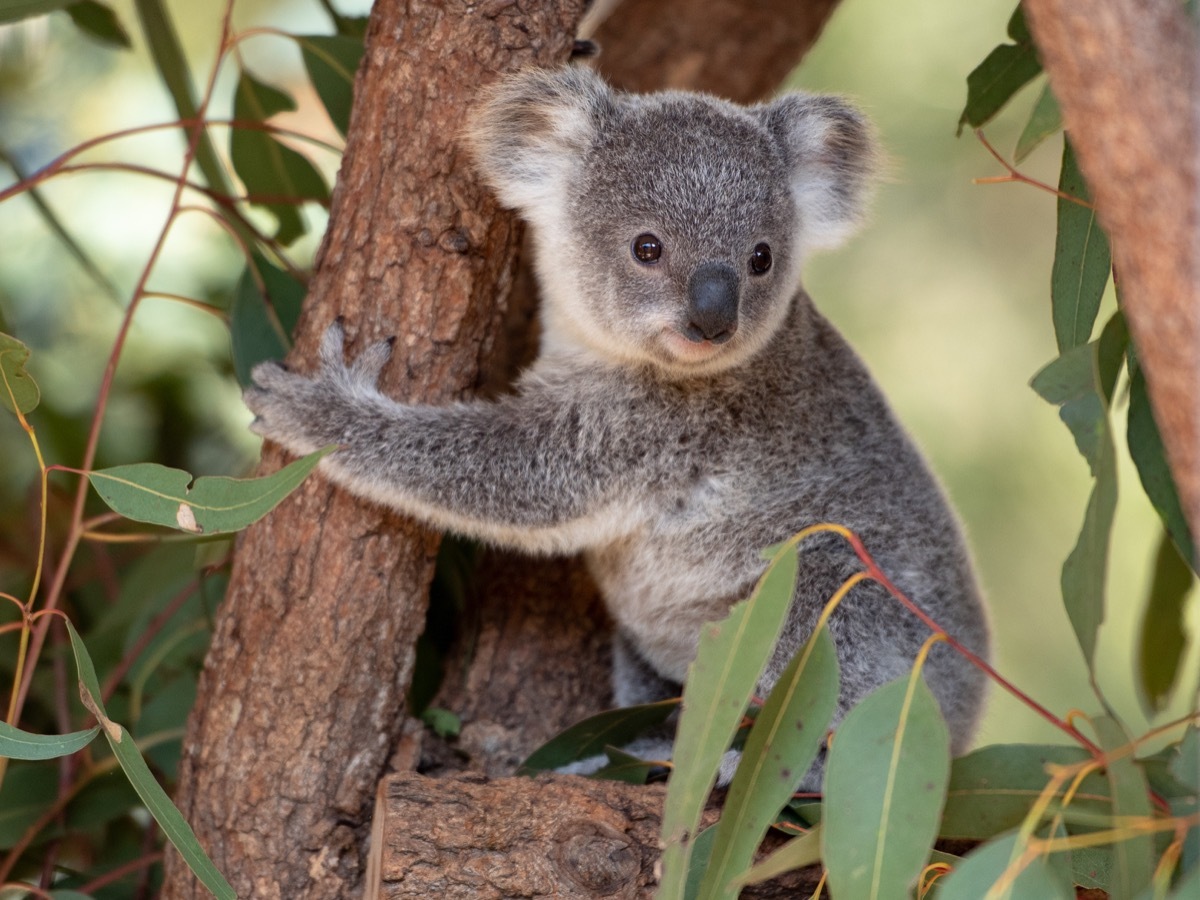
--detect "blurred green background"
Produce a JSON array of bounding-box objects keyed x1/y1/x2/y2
[{"x1": 0, "y1": 0, "x2": 1194, "y2": 748}]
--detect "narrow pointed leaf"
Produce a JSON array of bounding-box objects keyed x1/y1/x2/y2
[
  {"x1": 1137, "y1": 532, "x2": 1193, "y2": 713},
  {"x1": 88, "y1": 447, "x2": 333, "y2": 535},
  {"x1": 682, "y1": 826, "x2": 719, "y2": 900},
  {"x1": 63, "y1": 621, "x2": 235, "y2": 899},
  {"x1": 697, "y1": 628, "x2": 838, "y2": 900},
  {"x1": 658, "y1": 544, "x2": 800, "y2": 899},
  {"x1": 66, "y1": 1, "x2": 131, "y2": 48},
  {"x1": 822, "y1": 670, "x2": 951, "y2": 900},
  {"x1": 937, "y1": 831, "x2": 1073, "y2": 900},
  {"x1": 1031, "y1": 321, "x2": 1126, "y2": 667},
  {"x1": 1128, "y1": 356, "x2": 1196, "y2": 569},
  {"x1": 735, "y1": 825, "x2": 823, "y2": 888},
  {"x1": 0, "y1": 0, "x2": 75, "y2": 23},
  {"x1": 230, "y1": 253, "x2": 305, "y2": 386},
  {"x1": 1093, "y1": 716, "x2": 1155, "y2": 897},
  {"x1": 231, "y1": 72, "x2": 329, "y2": 245},
  {"x1": 518, "y1": 699, "x2": 678, "y2": 773},
  {"x1": 298, "y1": 34, "x2": 364, "y2": 137},
  {"x1": 1014, "y1": 83, "x2": 1062, "y2": 162},
  {"x1": 0, "y1": 722, "x2": 100, "y2": 760},
  {"x1": 0, "y1": 332, "x2": 40, "y2": 414},
  {"x1": 958, "y1": 7, "x2": 1041, "y2": 132},
  {"x1": 1051, "y1": 139, "x2": 1111, "y2": 353},
  {"x1": 940, "y1": 744, "x2": 1110, "y2": 840}
]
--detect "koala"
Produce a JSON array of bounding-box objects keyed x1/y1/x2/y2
[{"x1": 244, "y1": 66, "x2": 990, "y2": 789}]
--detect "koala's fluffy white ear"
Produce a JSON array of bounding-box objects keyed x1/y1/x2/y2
[
  {"x1": 467, "y1": 66, "x2": 613, "y2": 216},
  {"x1": 757, "y1": 94, "x2": 878, "y2": 252}
]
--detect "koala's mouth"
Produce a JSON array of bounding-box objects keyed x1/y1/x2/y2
[{"x1": 659, "y1": 326, "x2": 735, "y2": 363}]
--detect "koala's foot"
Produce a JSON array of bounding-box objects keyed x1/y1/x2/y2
[{"x1": 244, "y1": 319, "x2": 395, "y2": 457}]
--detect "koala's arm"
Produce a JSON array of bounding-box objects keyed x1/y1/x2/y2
[{"x1": 244, "y1": 321, "x2": 653, "y2": 553}]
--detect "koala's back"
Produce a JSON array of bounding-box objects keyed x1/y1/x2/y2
[{"x1": 564, "y1": 291, "x2": 988, "y2": 747}]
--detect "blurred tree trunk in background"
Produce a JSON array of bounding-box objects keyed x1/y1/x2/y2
[
  {"x1": 158, "y1": 0, "x2": 891, "y2": 896},
  {"x1": 1024, "y1": 0, "x2": 1200, "y2": 558}
]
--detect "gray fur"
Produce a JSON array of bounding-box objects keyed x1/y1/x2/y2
[{"x1": 244, "y1": 67, "x2": 989, "y2": 789}]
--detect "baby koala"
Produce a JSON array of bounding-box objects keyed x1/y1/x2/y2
[{"x1": 245, "y1": 66, "x2": 989, "y2": 788}]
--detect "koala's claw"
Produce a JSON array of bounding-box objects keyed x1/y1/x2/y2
[
  {"x1": 319, "y1": 319, "x2": 348, "y2": 369},
  {"x1": 349, "y1": 336, "x2": 395, "y2": 385}
]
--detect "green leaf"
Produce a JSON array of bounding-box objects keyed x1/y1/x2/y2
[
  {"x1": 1, "y1": 331, "x2": 40, "y2": 415},
  {"x1": 735, "y1": 824, "x2": 822, "y2": 888},
  {"x1": 937, "y1": 831, "x2": 1074, "y2": 899},
  {"x1": 682, "y1": 826, "x2": 719, "y2": 900},
  {"x1": 1170, "y1": 726, "x2": 1199, "y2": 793},
  {"x1": 1093, "y1": 716, "x2": 1155, "y2": 897},
  {"x1": 419, "y1": 707, "x2": 461, "y2": 739},
  {"x1": 0, "y1": 0, "x2": 75, "y2": 24},
  {"x1": 87, "y1": 448, "x2": 333, "y2": 535},
  {"x1": 1014, "y1": 82, "x2": 1062, "y2": 162},
  {"x1": 591, "y1": 746, "x2": 660, "y2": 784},
  {"x1": 658, "y1": 544, "x2": 800, "y2": 899},
  {"x1": 1137, "y1": 532, "x2": 1194, "y2": 713},
  {"x1": 297, "y1": 34, "x2": 364, "y2": 137},
  {"x1": 1072, "y1": 845, "x2": 1112, "y2": 891},
  {"x1": 0, "y1": 763, "x2": 58, "y2": 846},
  {"x1": 1031, "y1": 322, "x2": 1126, "y2": 667},
  {"x1": 822, "y1": 670, "x2": 951, "y2": 900},
  {"x1": 1128, "y1": 355, "x2": 1196, "y2": 569},
  {"x1": 230, "y1": 253, "x2": 306, "y2": 387},
  {"x1": 1051, "y1": 139, "x2": 1111, "y2": 353},
  {"x1": 65, "y1": 1, "x2": 131, "y2": 48},
  {"x1": 64, "y1": 621, "x2": 236, "y2": 900},
  {"x1": 0, "y1": 721, "x2": 101, "y2": 760},
  {"x1": 518, "y1": 699, "x2": 678, "y2": 773},
  {"x1": 231, "y1": 72, "x2": 329, "y2": 245},
  {"x1": 696, "y1": 627, "x2": 838, "y2": 900},
  {"x1": 940, "y1": 744, "x2": 1110, "y2": 840},
  {"x1": 958, "y1": 6, "x2": 1041, "y2": 132}
]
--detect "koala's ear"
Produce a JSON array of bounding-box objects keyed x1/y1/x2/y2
[
  {"x1": 467, "y1": 66, "x2": 614, "y2": 216},
  {"x1": 757, "y1": 94, "x2": 878, "y2": 252}
]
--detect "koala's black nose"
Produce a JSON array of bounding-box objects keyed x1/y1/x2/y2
[{"x1": 685, "y1": 262, "x2": 740, "y2": 343}]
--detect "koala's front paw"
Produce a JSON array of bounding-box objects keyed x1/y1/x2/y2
[{"x1": 244, "y1": 319, "x2": 395, "y2": 456}]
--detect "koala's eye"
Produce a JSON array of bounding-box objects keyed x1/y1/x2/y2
[
  {"x1": 749, "y1": 243, "x2": 773, "y2": 275},
  {"x1": 632, "y1": 233, "x2": 663, "y2": 264}
]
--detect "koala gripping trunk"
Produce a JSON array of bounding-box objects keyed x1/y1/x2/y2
[{"x1": 161, "y1": 2, "x2": 586, "y2": 898}]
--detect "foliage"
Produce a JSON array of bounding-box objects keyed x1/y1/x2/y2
[
  {"x1": 2, "y1": 0, "x2": 1196, "y2": 898},
  {"x1": 526, "y1": 4, "x2": 1199, "y2": 897},
  {"x1": 0, "y1": 0, "x2": 363, "y2": 895}
]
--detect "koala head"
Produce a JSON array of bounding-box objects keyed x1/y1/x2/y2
[{"x1": 468, "y1": 67, "x2": 876, "y2": 376}]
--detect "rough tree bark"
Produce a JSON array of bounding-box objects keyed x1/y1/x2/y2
[
  {"x1": 1023, "y1": 0, "x2": 1200, "y2": 555},
  {"x1": 163, "y1": 2, "x2": 586, "y2": 898}
]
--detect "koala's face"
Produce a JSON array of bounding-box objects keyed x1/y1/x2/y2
[
  {"x1": 469, "y1": 68, "x2": 875, "y2": 377},
  {"x1": 562, "y1": 98, "x2": 801, "y2": 374}
]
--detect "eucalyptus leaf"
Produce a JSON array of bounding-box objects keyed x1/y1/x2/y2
[
  {"x1": 519, "y1": 699, "x2": 678, "y2": 773},
  {"x1": 940, "y1": 743, "x2": 1110, "y2": 840},
  {"x1": 0, "y1": 0, "x2": 75, "y2": 24},
  {"x1": 298, "y1": 34, "x2": 364, "y2": 137},
  {"x1": 1051, "y1": 139, "x2": 1111, "y2": 353},
  {"x1": 936, "y1": 831, "x2": 1073, "y2": 900},
  {"x1": 1031, "y1": 321, "x2": 1126, "y2": 667},
  {"x1": 1128, "y1": 355, "x2": 1196, "y2": 569},
  {"x1": 822, "y1": 670, "x2": 951, "y2": 900},
  {"x1": 88, "y1": 447, "x2": 333, "y2": 535},
  {"x1": 63, "y1": 621, "x2": 236, "y2": 900},
  {"x1": 658, "y1": 544, "x2": 800, "y2": 899},
  {"x1": 1137, "y1": 532, "x2": 1193, "y2": 713},
  {"x1": 735, "y1": 824, "x2": 823, "y2": 888},
  {"x1": 1094, "y1": 716, "x2": 1155, "y2": 896},
  {"x1": 696, "y1": 627, "x2": 838, "y2": 900},
  {"x1": 231, "y1": 72, "x2": 329, "y2": 245},
  {"x1": 0, "y1": 331, "x2": 40, "y2": 415},
  {"x1": 1014, "y1": 82, "x2": 1062, "y2": 162},
  {"x1": 958, "y1": 6, "x2": 1041, "y2": 132},
  {"x1": 682, "y1": 826, "x2": 719, "y2": 900},
  {"x1": 66, "y1": 1, "x2": 131, "y2": 48},
  {"x1": 0, "y1": 721, "x2": 100, "y2": 760},
  {"x1": 230, "y1": 253, "x2": 306, "y2": 386}
]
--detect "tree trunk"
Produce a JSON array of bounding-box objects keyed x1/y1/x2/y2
[
  {"x1": 1023, "y1": 0, "x2": 1200, "y2": 556},
  {"x1": 163, "y1": 2, "x2": 585, "y2": 897}
]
